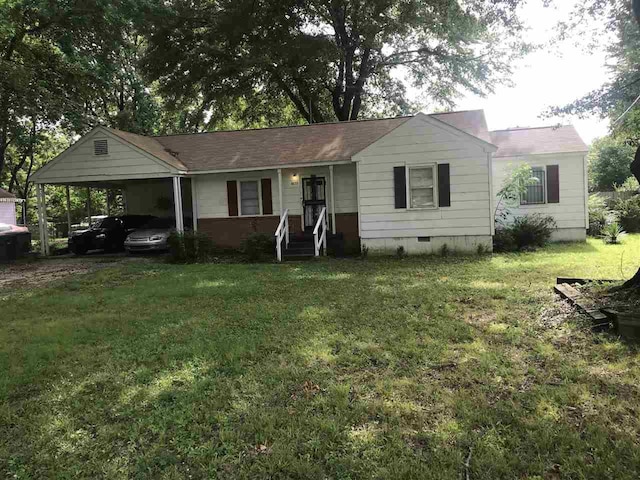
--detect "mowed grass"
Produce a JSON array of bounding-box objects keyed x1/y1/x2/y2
[{"x1": 2, "y1": 236, "x2": 640, "y2": 479}]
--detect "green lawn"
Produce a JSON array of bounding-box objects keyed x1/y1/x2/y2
[{"x1": 2, "y1": 236, "x2": 640, "y2": 479}]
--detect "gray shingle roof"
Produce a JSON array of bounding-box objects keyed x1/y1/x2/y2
[
  {"x1": 490, "y1": 125, "x2": 588, "y2": 157},
  {"x1": 0, "y1": 188, "x2": 16, "y2": 199}
]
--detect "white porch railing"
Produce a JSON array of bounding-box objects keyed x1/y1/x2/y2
[
  {"x1": 274, "y1": 208, "x2": 290, "y2": 262},
  {"x1": 313, "y1": 206, "x2": 327, "y2": 257}
]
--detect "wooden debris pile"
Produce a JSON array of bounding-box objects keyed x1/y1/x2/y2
[{"x1": 554, "y1": 278, "x2": 640, "y2": 341}]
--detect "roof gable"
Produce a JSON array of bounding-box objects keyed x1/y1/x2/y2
[{"x1": 31, "y1": 127, "x2": 181, "y2": 184}]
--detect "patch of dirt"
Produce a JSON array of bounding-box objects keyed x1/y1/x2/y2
[{"x1": 0, "y1": 254, "x2": 150, "y2": 290}]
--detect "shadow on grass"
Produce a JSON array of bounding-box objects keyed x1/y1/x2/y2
[{"x1": 2, "y1": 255, "x2": 640, "y2": 478}]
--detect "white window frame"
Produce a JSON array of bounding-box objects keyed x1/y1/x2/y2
[
  {"x1": 237, "y1": 179, "x2": 263, "y2": 216},
  {"x1": 406, "y1": 164, "x2": 438, "y2": 210},
  {"x1": 520, "y1": 166, "x2": 546, "y2": 206}
]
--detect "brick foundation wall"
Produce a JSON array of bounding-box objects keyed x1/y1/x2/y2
[{"x1": 198, "y1": 213, "x2": 359, "y2": 249}]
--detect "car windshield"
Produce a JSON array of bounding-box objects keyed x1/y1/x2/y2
[
  {"x1": 94, "y1": 217, "x2": 121, "y2": 229},
  {"x1": 140, "y1": 218, "x2": 174, "y2": 229}
]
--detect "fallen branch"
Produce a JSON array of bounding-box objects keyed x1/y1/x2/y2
[{"x1": 464, "y1": 447, "x2": 473, "y2": 480}]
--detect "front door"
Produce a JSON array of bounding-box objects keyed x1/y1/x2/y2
[{"x1": 302, "y1": 176, "x2": 326, "y2": 230}]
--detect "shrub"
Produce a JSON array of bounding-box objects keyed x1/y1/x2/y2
[
  {"x1": 614, "y1": 176, "x2": 640, "y2": 193},
  {"x1": 167, "y1": 231, "x2": 215, "y2": 263},
  {"x1": 602, "y1": 222, "x2": 626, "y2": 244},
  {"x1": 395, "y1": 245, "x2": 406, "y2": 259},
  {"x1": 440, "y1": 243, "x2": 450, "y2": 257},
  {"x1": 588, "y1": 195, "x2": 608, "y2": 237},
  {"x1": 614, "y1": 194, "x2": 640, "y2": 233},
  {"x1": 242, "y1": 232, "x2": 274, "y2": 262},
  {"x1": 493, "y1": 214, "x2": 556, "y2": 252},
  {"x1": 361, "y1": 244, "x2": 369, "y2": 258},
  {"x1": 493, "y1": 228, "x2": 516, "y2": 253}
]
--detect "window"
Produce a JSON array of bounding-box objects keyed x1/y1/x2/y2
[
  {"x1": 239, "y1": 181, "x2": 260, "y2": 215},
  {"x1": 408, "y1": 165, "x2": 437, "y2": 208},
  {"x1": 93, "y1": 139, "x2": 108, "y2": 155},
  {"x1": 521, "y1": 167, "x2": 546, "y2": 205}
]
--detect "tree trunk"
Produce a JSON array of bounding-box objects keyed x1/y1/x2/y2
[{"x1": 623, "y1": 145, "x2": 640, "y2": 288}]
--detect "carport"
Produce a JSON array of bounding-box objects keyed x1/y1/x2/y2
[{"x1": 31, "y1": 126, "x2": 195, "y2": 256}]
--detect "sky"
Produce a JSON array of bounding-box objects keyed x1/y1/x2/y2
[{"x1": 453, "y1": 1, "x2": 612, "y2": 144}]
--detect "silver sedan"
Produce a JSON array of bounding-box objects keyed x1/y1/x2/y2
[{"x1": 124, "y1": 218, "x2": 175, "y2": 253}]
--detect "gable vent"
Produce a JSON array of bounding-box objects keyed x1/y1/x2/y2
[{"x1": 93, "y1": 139, "x2": 108, "y2": 156}]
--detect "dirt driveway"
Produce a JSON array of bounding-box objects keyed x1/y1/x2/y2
[{"x1": 0, "y1": 253, "x2": 153, "y2": 290}]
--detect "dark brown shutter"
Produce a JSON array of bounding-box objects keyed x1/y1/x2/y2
[
  {"x1": 394, "y1": 166, "x2": 407, "y2": 208},
  {"x1": 438, "y1": 163, "x2": 451, "y2": 207},
  {"x1": 227, "y1": 180, "x2": 238, "y2": 216},
  {"x1": 547, "y1": 165, "x2": 560, "y2": 203},
  {"x1": 261, "y1": 178, "x2": 273, "y2": 214}
]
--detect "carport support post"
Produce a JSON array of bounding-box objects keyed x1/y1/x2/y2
[
  {"x1": 65, "y1": 185, "x2": 72, "y2": 235},
  {"x1": 36, "y1": 184, "x2": 50, "y2": 256},
  {"x1": 173, "y1": 176, "x2": 184, "y2": 233},
  {"x1": 86, "y1": 187, "x2": 91, "y2": 226}
]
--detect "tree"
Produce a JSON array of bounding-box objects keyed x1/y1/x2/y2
[
  {"x1": 588, "y1": 136, "x2": 636, "y2": 191},
  {"x1": 141, "y1": 0, "x2": 531, "y2": 127},
  {"x1": 548, "y1": 0, "x2": 640, "y2": 288},
  {"x1": 494, "y1": 163, "x2": 538, "y2": 226}
]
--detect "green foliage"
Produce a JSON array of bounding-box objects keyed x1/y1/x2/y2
[
  {"x1": 614, "y1": 194, "x2": 640, "y2": 233},
  {"x1": 588, "y1": 137, "x2": 635, "y2": 191},
  {"x1": 615, "y1": 176, "x2": 640, "y2": 193},
  {"x1": 548, "y1": 2, "x2": 640, "y2": 141},
  {"x1": 494, "y1": 214, "x2": 557, "y2": 252},
  {"x1": 241, "y1": 232, "x2": 274, "y2": 262},
  {"x1": 588, "y1": 195, "x2": 609, "y2": 236},
  {"x1": 167, "y1": 231, "x2": 215, "y2": 263},
  {"x1": 603, "y1": 221, "x2": 626, "y2": 244},
  {"x1": 494, "y1": 164, "x2": 538, "y2": 225},
  {"x1": 142, "y1": 0, "x2": 530, "y2": 125}
]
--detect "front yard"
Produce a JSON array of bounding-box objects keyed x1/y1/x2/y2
[{"x1": 2, "y1": 237, "x2": 640, "y2": 479}]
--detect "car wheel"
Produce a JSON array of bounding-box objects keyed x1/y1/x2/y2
[{"x1": 72, "y1": 245, "x2": 88, "y2": 255}]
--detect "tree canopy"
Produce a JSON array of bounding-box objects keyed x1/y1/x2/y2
[
  {"x1": 588, "y1": 136, "x2": 636, "y2": 191},
  {"x1": 142, "y1": 0, "x2": 530, "y2": 127},
  {"x1": 1, "y1": 0, "x2": 534, "y2": 224},
  {"x1": 547, "y1": 0, "x2": 640, "y2": 139}
]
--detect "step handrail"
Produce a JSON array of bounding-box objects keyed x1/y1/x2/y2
[
  {"x1": 312, "y1": 206, "x2": 327, "y2": 257},
  {"x1": 274, "y1": 209, "x2": 290, "y2": 262}
]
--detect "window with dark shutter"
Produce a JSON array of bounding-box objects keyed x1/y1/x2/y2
[
  {"x1": 438, "y1": 163, "x2": 451, "y2": 207},
  {"x1": 93, "y1": 139, "x2": 108, "y2": 156},
  {"x1": 261, "y1": 178, "x2": 273, "y2": 214},
  {"x1": 227, "y1": 180, "x2": 238, "y2": 216},
  {"x1": 546, "y1": 165, "x2": 560, "y2": 203},
  {"x1": 393, "y1": 166, "x2": 407, "y2": 209}
]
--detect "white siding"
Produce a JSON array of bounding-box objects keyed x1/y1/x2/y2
[
  {"x1": 0, "y1": 203, "x2": 16, "y2": 225},
  {"x1": 33, "y1": 130, "x2": 175, "y2": 183},
  {"x1": 194, "y1": 164, "x2": 357, "y2": 219},
  {"x1": 354, "y1": 115, "x2": 493, "y2": 244},
  {"x1": 195, "y1": 170, "x2": 278, "y2": 218},
  {"x1": 492, "y1": 153, "x2": 588, "y2": 235}
]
